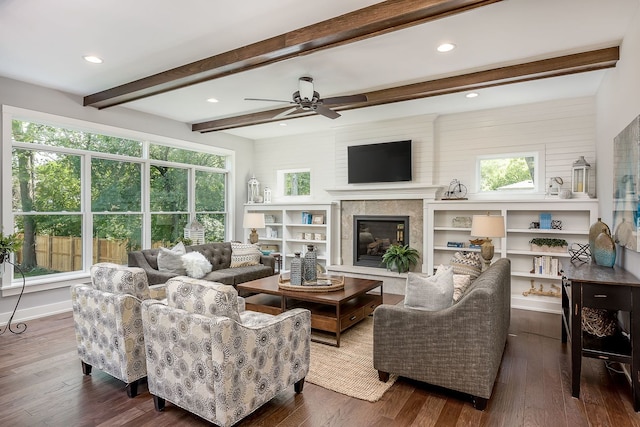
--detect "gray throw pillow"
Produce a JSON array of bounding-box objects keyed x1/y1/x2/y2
[
  {"x1": 404, "y1": 266, "x2": 454, "y2": 311},
  {"x1": 157, "y1": 242, "x2": 187, "y2": 275}
]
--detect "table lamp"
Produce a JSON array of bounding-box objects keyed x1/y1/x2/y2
[
  {"x1": 471, "y1": 213, "x2": 505, "y2": 269},
  {"x1": 243, "y1": 213, "x2": 265, "y2": 244}
]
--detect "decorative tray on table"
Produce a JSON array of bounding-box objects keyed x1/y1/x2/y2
[{"x1": 277, "y1": 274, "x2": 345, "y2": 292}]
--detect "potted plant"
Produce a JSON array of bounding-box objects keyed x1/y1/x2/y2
[
  {"x1": 529, "y1": 238, "x2": 568, "y2": 253},
  {"x1": 381, "y1": 244, "x2": 420, "y2": 273},
  {"x1": 0, "y1": 230, "x2": 21, "y2": 263}
]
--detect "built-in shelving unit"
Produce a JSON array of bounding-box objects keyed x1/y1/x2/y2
[
  {"x1": 243, "y1": 203, "x2": 336, "y2": 271},
  {"x1": 427, "y1": 200, "x2": 599, "y2": 313}
]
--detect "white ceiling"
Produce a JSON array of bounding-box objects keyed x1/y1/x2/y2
[{"x1": 1, "y1": 0, "x2": 638, "y2": 140}]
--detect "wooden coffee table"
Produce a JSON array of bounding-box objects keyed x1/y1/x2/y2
[{"x1": 237, "y1": 275, "x2": 383, "y2": 347}]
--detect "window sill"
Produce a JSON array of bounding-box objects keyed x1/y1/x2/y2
[{"x1": 2, "y1": 272, "x2": 90, "y2": 297}]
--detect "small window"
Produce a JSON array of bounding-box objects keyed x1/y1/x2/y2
[
  {"x1": 277, "y1": 169, "x2": 311, "y2": 198},
  {"x1": 477, "y1": 153, "x2": 539, "y2": 193}
]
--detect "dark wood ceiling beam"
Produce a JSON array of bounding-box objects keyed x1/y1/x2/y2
[
  {"x1": 191, "y1": 46, "x2": 619, "y2": 133},
  {"x1": 83, "y1": 0, "x2": 503, "y2": 109}
]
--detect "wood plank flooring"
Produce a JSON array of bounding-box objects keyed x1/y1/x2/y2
[{"x1": 1, "y1": 302, "x2": 640, "y2": 426}]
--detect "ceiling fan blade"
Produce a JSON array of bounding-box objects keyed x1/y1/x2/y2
[
  {"x1": 321, "y1": 94, "x2": 368, "y2": 105},
  {"x1": 299, "y1": 77, "x2": 314, "y2": 100},
  {"x1": 245, "y1": 97, "x2": 294, "y2": 103},
  {"x1": 315, "y1": 105, "x2": 341, "y2": 119},
  {"x1": 274, "y1": 107, "x2": 302, "y2": 119}
]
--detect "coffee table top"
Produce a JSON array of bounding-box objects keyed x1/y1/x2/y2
[{"x1": 237, "y1": 275, "x2": 382, "y2": 304}]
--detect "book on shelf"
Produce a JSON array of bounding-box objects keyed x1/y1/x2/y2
[
  {"x1": 531, "y1": 255, "x2": 560, "y2": 276},
  {"x1": 301, "y1": 212, "x2": 312, "y2": 224}
]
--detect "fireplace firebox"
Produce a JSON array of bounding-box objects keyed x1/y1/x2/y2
[{"x1": 353, "y1": 215, "x2": 410, "y2": 268}]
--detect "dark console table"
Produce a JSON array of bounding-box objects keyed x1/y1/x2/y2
[{"x1": 562, "y1": 262, "x2": 640, "y2": 411}]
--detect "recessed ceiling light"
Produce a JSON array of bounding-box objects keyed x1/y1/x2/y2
[
  {"x1": 466, "y1": 92, "x2": 479, "y2": 98},
  {"x1": 206, "y1": 98, "x2": 219, "y2": 103},
  {"x1": 279, "y1": 123, "x2": 287, "y2": 127},
  {"x1": 437, "y1": 43, "x2": 456, "y2": 53},
  {"x1": 83, "y1": 55, "x2": 103, "y2": 64}
]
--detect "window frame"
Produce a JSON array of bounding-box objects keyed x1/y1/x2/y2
[
  {"x1": 2, "y1": 105, "x2": 234, "y2": 294},
  {"x1": 276, "y1": 168, "x2": 312, "y2": 201},
  {"x1": 474, "y1": 151, "x2": 544, "y2": 198}
]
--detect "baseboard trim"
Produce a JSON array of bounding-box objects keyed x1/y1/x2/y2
[{"x1": 0, "y1": 301, "x2": 72, "y2": 326}]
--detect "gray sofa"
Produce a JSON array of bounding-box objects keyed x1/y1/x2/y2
[
  {"x1": 128, "y1": 242, "x2": 275, "y2": 286},
  {"x1": 373, "y1": 258, "x2": 511, "y2": 410}
]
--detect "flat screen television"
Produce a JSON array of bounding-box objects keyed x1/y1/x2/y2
[{"x1": 347, "y1": 140, "x2": 412, "y2": 184}]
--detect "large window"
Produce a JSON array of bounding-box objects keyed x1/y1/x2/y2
[
  {"x1": 7, "y1": 116, "x2": 231, "y2": 285},
  {"x1": 477, "y1": 153, "x2": 539, "y2": 194}
]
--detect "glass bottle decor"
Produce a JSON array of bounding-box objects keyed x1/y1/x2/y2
[
  {"x1": 589, "y1": 218, "x2": 611, "y2": 263},
  {"x1": 304, "y1": 244, "x2": 317, "y2": 282},
  {"x1": 290, "y1": 252, "x2": 303, "y2": 285}
]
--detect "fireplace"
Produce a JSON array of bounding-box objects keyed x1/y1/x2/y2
[{"x1": 353, "y1": 215, "x2": 409, "y2": 268}]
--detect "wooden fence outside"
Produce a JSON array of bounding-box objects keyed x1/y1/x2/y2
[{"x1": 15, "y1": 236, "x2": 133, "y2": 271}]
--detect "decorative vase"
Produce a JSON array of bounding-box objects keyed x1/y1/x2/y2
[
  {"x1": 589, "y1": 218, "x2": 611, "y2": 263},
  {"x1": 593, "y1": 231, "x2": 616, "y2": 267},
  {"x1": 304, "y1": 245, "x2": 317, "y2": 282},
  {"x1": 290, "y1": 252, "x2": 303, "y2": 285}
]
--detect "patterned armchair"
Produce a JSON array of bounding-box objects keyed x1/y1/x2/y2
[
  {"x1": 70, "y1": 263, "x2": 166, "y2": 397},
  {"x1": 141, "y1": 277, "x2": 311, "y2": 427}
]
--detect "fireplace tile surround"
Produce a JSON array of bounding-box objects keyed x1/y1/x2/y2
[{"x1": 325, "y1": 184, "x2": 442, "y2": 294}]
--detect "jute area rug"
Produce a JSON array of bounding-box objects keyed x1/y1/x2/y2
[{"x1": 306, "y1": 317, "x2": 398, "y2": 402}]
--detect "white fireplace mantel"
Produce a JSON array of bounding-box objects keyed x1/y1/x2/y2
[{"x1": 325, "y1": 183, "x2": 443, "y2": 200}]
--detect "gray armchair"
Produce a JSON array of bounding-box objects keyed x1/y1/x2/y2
[
  {"x1": 70, "y1": 263, "x2": 165, "y2": 397},
  {"x1": 141, "y1": 276, "x2": 311, "y2": 427},
  {"x1": 373, "y1": 258, "x2": 511, "y2": 410}
]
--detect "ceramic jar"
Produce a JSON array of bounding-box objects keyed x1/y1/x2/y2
[
  {"x1": 593, "y1": 231, "x2": 616, "y2": 267},
  {"x1": 290, "y1": 252, "x2": 303, "y2": 285},
  {"x1": 589, "y1": 218, "x2": 611, "y2": 263},
  {"x1": 304, "y1": 245, "x2": 317, "y2": 282}
]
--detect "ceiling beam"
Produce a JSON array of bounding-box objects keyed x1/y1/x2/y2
[
  {"x1": 83, "y1": 0, "x2": 503, "y2": 109},
  {"x1": 191, "y1": 46, "x2": 619, "y2": 133}
]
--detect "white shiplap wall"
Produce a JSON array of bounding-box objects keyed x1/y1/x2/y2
[
  {"x1": 434, "y1": 97, "x2": 597, "y2": 196},
  {"x1": 333, "y1": 114, "x2": 437, "y2": 186},
  {"x1": 253, "y1": 130, "x2": 336, "y2": 203}
]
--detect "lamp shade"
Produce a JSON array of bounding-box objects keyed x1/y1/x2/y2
[
  {"x1": 471, "y1": 215, "x2": 505, "y2": 238},
  {"x1": 243, "y1": 212, "x2": 265, "y2": 229}
]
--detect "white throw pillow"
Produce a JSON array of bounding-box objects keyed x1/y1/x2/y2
[
  {"x1": 230, "y1": 242, "x2": 262, "y2": 267},
  {"x1": 436, "y1": 264, "x2": 472, "y2": 302},
  {"x1": 404, "y1": 266, "x2": 454, "y2": 311},
  {"x1": 181, "y1": 251, "x2": 213, "y2": 279},
  {"x1": 157, "y1": 242, "x2": 186, "y2": 275}
]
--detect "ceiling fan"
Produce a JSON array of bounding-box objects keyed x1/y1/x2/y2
[{"x1": 245, "y1": 77, "x2": 368, "y2": 119}]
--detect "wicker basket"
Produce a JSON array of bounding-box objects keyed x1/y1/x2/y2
[{"x1": 581, "y1": 307, "x2": 617, "y2": 337}]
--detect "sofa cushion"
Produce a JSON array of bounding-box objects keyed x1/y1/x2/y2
[
  {"x1": 157, "y1": 242, "x2": 186, "y2": 275},
  {"x1": 188, "y1": 242, "x2": 232, "y2": 270},
  {"x1": 404, "y1": 267, "x2": 454, "y2": 311},
  {"x1": 230, "y1": 242, "x2": 262, "y2": 267},
  {"x1": 437, "y1": 264, "x2": 472, "y2": 302},
  {"x1": 166, "y1": 277, "x2": 241, "y2": 322},
  {"x1": 450, "y1": 251, "x2": 482, "y2": 280},
  {"x1": 181, "y1": 251, "x2": 213, "y2": 278}
]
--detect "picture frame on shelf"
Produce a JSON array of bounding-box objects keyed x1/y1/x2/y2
[{"x1": 312, "y1": 214, "x2": 325, "y2": 224}]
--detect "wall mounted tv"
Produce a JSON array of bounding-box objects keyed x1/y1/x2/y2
[{"x1": 347, "y1": 140, "x2": 412, "y2": 184}]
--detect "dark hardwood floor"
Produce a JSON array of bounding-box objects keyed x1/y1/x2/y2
[{"x1": 1, "y1": 301, "x2": 639, "y2": 426}]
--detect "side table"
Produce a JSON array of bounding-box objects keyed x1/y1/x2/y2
[{"x1": 562, "y1": 261, "x2": 640, "y2": 411}]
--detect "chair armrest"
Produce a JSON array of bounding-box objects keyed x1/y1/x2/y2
[
  {"x1": 149, "y1": 284, "x2": 166, "y2": 300},
  {"x1": 260, "y1": 255, "x2": 275, "y2": 271},
  {"x1": 237, "y1": 296, "x2": 246, "y2": 312}
]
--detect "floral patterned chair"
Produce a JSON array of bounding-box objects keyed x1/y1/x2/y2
[
  {"x1": 70, "y1": 262, "x2": 166, "y2": 398},
  {"x1": 141, "y1": 276, "x2": 311, "y2": 427}
]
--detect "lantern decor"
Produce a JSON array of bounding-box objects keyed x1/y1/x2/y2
[
  {"x1": 247, "y1": 175, "x2": 260, "y2": 204},
  {"x1": 184, "y1": 218, "x2": 205, "y2": 245},
  {"x1": 572, "y1": 156, "x2": 591, "y2": 197},
  {"x1": 263, "y1": 186, "x2": 272, "y2": 203}
]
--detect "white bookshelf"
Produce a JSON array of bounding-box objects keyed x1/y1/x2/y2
[
  {"x1": 243, "y1": 203, "x2": 336, "y2": 271},
  {"x1": 426, "y1": 200, "x2": 599, "y2": 313}
]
